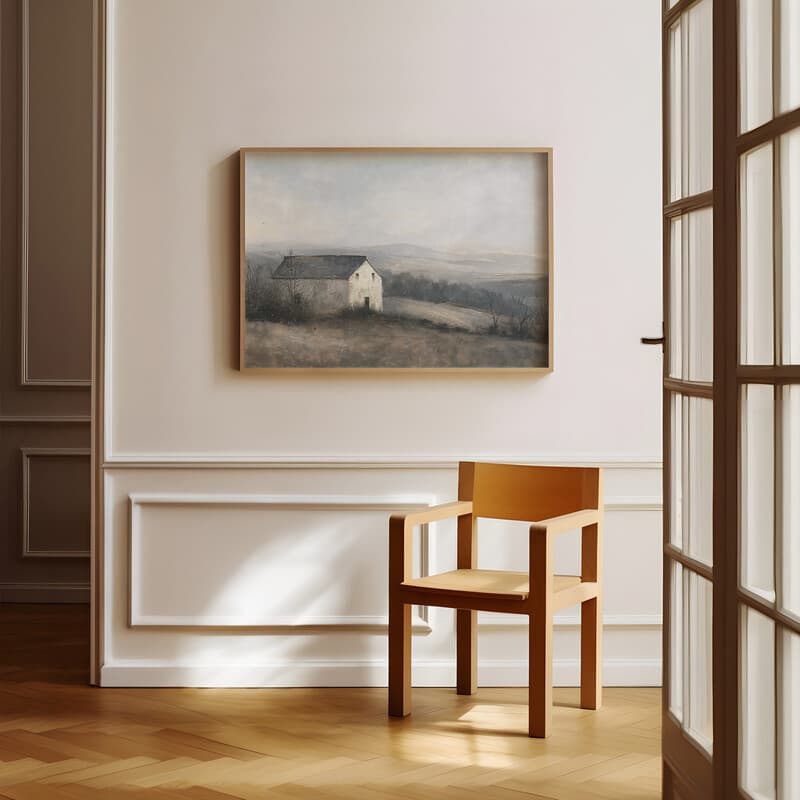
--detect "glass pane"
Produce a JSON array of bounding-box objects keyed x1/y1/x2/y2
[
  {"x1": 669, "y1": 560, "x2": 684, "y2": 722},
  {"x1": 783, "y1": 385, "x2": 800, "y2": 619},
  {"x1": 671, "y1": 394, "x2": 713, "y2": 564},
  {"x1": 671, "y1": 393, "x2": 684, "y2": 550},
  {"x1": 742, "y1": 384, "x2": 776, "y2": 602},
  {"x1": 779, "y1": 628, "x2": 800, "y2": 799},
  {"x1": 686, "y1": 571, "x2": 713, "y2": 752},
  {"x1": 670, "y1": 217, "x2": 683, "y2": 379},
  {"x1": 669, "y1": 210, "x2": 713, "y2": 381},
  {"x1": 668, "y1": 1, "x2": 712, "y2": 201},
  {"x1": 686, "y1": 0, "x2": 712, "y2": 197},
  {"x1": 782, "y1": 129, "x2": 800, "y2": 364},
  {"x1": 669, "y1": 20, "x2": 683, "y2": 202},
  {"x1": 741, "y1": 144, "x2": 775, "y2": 365},
  {"x1": 740, "y1": 606, "x2": 776, "y2": 800},
  {"x1": 740, "y1": 0, "x2": 774, "y2": 132},
  {"x1": 778, "y1": 0, "x2": 800, "y2": 115},
  {"x1": 687, "y1": 398, "x2": 713, "y2": 565},
  {"x1": 687, "y1": 209, "x2": 713, "y2": 381}
]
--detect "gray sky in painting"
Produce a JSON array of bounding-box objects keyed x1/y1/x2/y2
[{"x1": 244, "y1": 151, "x2": 548, "y2": 258}]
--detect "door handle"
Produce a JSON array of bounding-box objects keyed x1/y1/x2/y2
[{"x1": 641, "y1": 322, "x2": 665, "y2": 348}]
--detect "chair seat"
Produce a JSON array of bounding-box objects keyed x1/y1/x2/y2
[{"x1": 401, "y1": 569, "x2": 582, "y2": 601}]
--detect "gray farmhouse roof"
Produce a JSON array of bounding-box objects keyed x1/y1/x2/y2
[{"x1": 272, "y1": 254, "x2": 378, "y2": 280}]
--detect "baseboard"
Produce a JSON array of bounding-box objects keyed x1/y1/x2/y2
[
  {"x1": 0, "y1": 582, "x2": 90, "y2": 603},
  {"x1": 477, "y1": 658, "x2": 662, "y2": 687},
  {"x1": 101, "y1": 658, "x2": 662, "y2": 688}
]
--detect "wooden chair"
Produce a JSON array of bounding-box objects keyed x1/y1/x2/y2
[{"x1": 388, "y1": 461, "x2": 603, "y2": 738}]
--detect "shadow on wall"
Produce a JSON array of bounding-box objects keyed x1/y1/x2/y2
[
  {"x1": 140, "y1": 508, "x2": 423, "y2": 686},
  {"x1": 208, "y1": 153, "x2": 241, "y2": 374}
]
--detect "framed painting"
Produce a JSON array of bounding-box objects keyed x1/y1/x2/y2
[{"x1": 239, "y1": 148, "x2": 553, "y2": 372}]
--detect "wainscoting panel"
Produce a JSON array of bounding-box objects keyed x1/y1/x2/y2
[
  {"x1": 0, "y1": 426, "x2": 90, "y2": 601},
  {"x1": 128, "y1": 493, "x2": 432, "y2": 630},
  {"x1": 102, "y1": 462, "x2": 662, "y2": 687}
]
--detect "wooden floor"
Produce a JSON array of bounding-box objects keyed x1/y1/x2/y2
[{"x1": 0, "y1": 605, "x2": 661, "y2": 799}]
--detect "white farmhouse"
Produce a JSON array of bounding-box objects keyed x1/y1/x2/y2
[{"x1": 272, "y1": 255, "x2": 383, "y2": 314}]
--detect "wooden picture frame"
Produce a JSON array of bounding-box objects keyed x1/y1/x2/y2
[{"x1": 239, "y1": 147, "x2": 553, "y2": 372}]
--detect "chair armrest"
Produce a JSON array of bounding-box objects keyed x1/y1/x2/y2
[
  {"x1": 529, "y1": 508, "x2": 601, "y2": 538},
  {"x1": 389, "y1": 501, "x2": 473, "y2": 585},
  {"x1": 528, "y1": 509, "x2": 604, "y2": 595},
  {"x1": 390, "y1": 501, "x2": 473, "y2": 533}
]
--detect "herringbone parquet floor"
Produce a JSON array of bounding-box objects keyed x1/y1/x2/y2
[{"x1": 0, "y1": 605, "x2": 660, "y2": 799}]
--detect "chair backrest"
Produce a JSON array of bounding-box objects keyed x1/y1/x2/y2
[{"x1": 457, "y1": 461, "x2": 602, "y2": 522}]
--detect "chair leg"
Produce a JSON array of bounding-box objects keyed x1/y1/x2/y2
[
  {"x1": 528, "y1": 609, "x2": 552, "y2": 737},
  {"x1": 388, "y1": 599, "x2": 411, "y2": 717},
  {"x1": 456, "y1": 609, "x2": 477, "y2": 695},
  {"x1": 580, "y1": 596, "x2": 602, "y2": 710}
]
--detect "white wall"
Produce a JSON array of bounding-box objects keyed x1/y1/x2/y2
[{"x1": 101, "y1": 0, "x2": 663, "y2": 687}]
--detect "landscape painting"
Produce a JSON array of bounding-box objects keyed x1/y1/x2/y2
[{"x1": 240, "y1": 148, "x2": 552, "y2": 370}]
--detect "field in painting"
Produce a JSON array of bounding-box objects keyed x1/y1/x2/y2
[
  {"x1": 244, "y1": 244, "x2": 548, "y2": 369},
  {"x1": 245, "y1": 314, "x2": 547, "y2": 369}
]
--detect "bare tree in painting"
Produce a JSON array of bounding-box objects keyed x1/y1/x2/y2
[
  {"x1": 485, "y1": 291, "x2": 501, "y2": 334},
  {"x1": 508, "y1": 297, "x2": 535, "y2": 339}
]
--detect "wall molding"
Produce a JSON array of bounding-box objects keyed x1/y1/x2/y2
[
  {"x1": 480, "y1": 613, "x2": 662, "y2": 628},
  {"x1": 128, "y1": 615, "x2": 433, "y2": 632},
  {"x1": 129, "y1": 492, "x2": 438, "y2": 510},
  {"x1": 604, "y1": 496, "x2": 662, "y2": 511},
  {"x1": 0, "y1": 415, "x2": 91, "y2": 424},
  {"x1": 91, "y1": 0, "x2": 109, "y2": 687},
  {"x1": 0, "y1": 582, "x2": 89, "y2": 603},
  {"x1": 21, "y1": 447, "x2": 91, "y2": 558},
  {"x1": 100, "y1": 657, "x2": 662, "y2": 688},
  {"x1": 19, "y1": 0, "x2": 92, "y2": 388},
  {"x1": 104, "y1": 455, "x2": 663, "y2": 470},
  {"x1": 128, "y1": 492, "x2": 435, "y2": 631}
]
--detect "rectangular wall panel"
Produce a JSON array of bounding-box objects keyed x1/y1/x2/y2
[
  {"x1": 22, "y1": 449, "x2": 90, "y2": 557},
  {"x1": 20, "y1": 0, "x2": 93, "y2": 385},
  {"x1": 129, "y1": 494, "x2": 433, "y2": 628},
  {"x1": 0, "y1": 425, "x2": 90, "y2": 600}
]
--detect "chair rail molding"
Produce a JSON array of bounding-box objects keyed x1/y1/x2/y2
[
  {"x1": 0, "y1": 582, "x2": 89, "y2": 603},
  {"x1": 103, "y1": 454, "x2": 663, "y2": 470},
  {"x1": 0, "y1": 415, "x2": 92, "y2": 424}
]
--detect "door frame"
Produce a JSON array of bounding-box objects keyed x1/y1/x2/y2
[
  {"x1": 711, "y1": 0, "x2": 738, "y2": 797},
  {"x1": 89, "y1": 0, "x2": 107, "y2": 687},
  {"x1": 661, "y1": 0, "x2": 718, "y2": 795},
  {"x1": 663, "y1": 0, "x2": 800, "y2": 796}
]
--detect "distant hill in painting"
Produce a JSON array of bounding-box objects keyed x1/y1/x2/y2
[{"x1": 246, "y1": 243, "x2": 547, "y2": 282}]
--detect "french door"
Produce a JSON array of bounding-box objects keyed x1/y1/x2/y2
[{"x1": 662, "y1": 0, "x2": 800, "y2": 797}]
